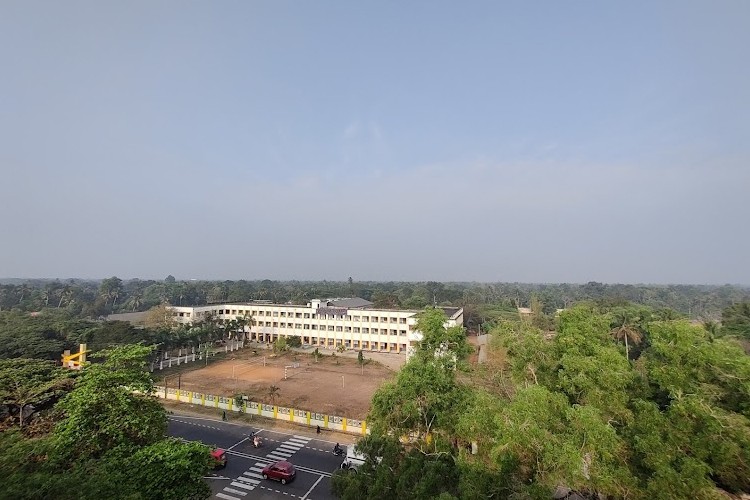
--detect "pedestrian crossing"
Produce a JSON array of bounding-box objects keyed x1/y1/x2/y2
[{"x1": 215, "y1": 435, "x2": 312, "y2": 500}]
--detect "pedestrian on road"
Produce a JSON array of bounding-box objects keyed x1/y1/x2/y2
[
  {"x1": 222, "y1": 410, "x2": 227, "y2": 421},
  {"x1": 316, "y1": 425, "x2": 321, "y2": 434}
]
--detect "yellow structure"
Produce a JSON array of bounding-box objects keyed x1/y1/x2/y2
[{"x1": 62, "y1": 343, "x2": 88, "y2": 370}]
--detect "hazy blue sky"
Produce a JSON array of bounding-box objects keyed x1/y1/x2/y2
[{"x1": 1, "y1": 1, "x2": 748, "y2": 284}]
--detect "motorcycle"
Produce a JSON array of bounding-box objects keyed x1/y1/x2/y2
[
  {"x1": 333, "y1": 445, "x2": 344, "y2": 457},
  {"x1": 253, "y1": 437, "x2": 263, "y2": 448}
]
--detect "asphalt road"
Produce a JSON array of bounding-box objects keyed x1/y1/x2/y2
[{"x1": 168, "y1": 415, "x2": 350, "y2": 500}]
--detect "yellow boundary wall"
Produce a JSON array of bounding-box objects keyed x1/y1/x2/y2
[{"x1": 156, "y1": 385, "x2": 368, "y2": 436}]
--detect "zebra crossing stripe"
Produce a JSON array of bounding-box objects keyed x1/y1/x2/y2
[
  {"x1": 217, "y1": 493, "x2": 241, "y2": 500},
  {"x1": 223, "y1": 487, "x2": 247, "y2": 495},
  {"x1": 229, "y1": 481, "x2": 255, "y2": 490}
]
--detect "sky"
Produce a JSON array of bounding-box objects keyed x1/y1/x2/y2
[{"x1": 1, "y1": 1, "x2": 748, "y2": 284}]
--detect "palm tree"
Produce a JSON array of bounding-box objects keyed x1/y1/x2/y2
[
  {"x1": 610, "y1": 309, "x2": 643, "y2": 359},
  {"x1": 267, "y1": 385, "x2": 280, "y2": 404}
]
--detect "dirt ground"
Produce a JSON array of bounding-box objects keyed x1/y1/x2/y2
[{"x1": 169, "y1": 348, "x2": 396, "y2": 420}]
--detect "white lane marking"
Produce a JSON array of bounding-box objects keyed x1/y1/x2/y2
[
  {"x1": 266, "y1": 452, "x2": 291, "y2": 460},
  {"x1": 228, "y1": 437, "x2": 249, "y2": 450},
  {"x1": 280, "y1": 443, "x2": 303, "y2": 450},
  {"x1": 292, "y1": 435, "x2": 311, "y2": 441},
  {"x1": 234, "y1": 476, "x2": 257, "y2": 485},
  {"x1": 248, "y1": 466, "x2": 264, "y2": 473},
  {"x1": 300, "y1": 474, "x2": 324, "y2": 500}
]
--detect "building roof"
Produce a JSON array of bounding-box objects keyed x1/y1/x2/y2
[{"x1": 327, "y1": 297, "x2": 374, "y2": 309}]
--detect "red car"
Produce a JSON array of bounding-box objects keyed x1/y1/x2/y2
[
  {"x1": 211, "y1": 448, "x2": 227, "y2": 469},
  {"x1": 261, "y1": 460, "x2": 296, "y2": 484}
]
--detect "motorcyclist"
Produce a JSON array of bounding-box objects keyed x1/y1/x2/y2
[
  {"x1": 253, "y1": 435, "x2": 261, "y2": 448},
  {"x1": 334, "y1": 443, "x2": 342, "y2": 455}
]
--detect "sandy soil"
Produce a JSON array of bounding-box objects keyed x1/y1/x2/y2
[{"x1": 171, "y1": 349, "x2": 395, "y2": 420}]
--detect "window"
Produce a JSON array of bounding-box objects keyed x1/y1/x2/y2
[
  {"x1": 363, "y1": 328, "x2": 369, "y2": 334},
  {"x1": 362, "y1": 316, "x2": 369, "y2": 322},
  {"x1": 281, "y1": 312, "x2": 286, "y2": 317},
  {"x1": 328, "y1": 326, "x2": 335, "y2": 331},
  {"x1": 353, "y1": 341, "x2": 360, "y2": 348},
  {"x1": 304, "y1": 313, "x2": 310, "y2": 318},
  {"x1": 353, "y1": 316, "x2": 360, "y2": 321},
  {"x1": 346, "y1": 315, "x2": 351, "y2": 320},
  {"x1": 390, "y1": 329, "x2": 397, "y2": 335},
  {"x1": 296, "y1": 324, "x2": 302, "y2": 329},
  {"x1": 304, "y1": 324, "x2": 310, "y2": 330},
  {"x1": 399, "y1": 318, "x2": 407, "y2": 324},
  {"x1": 400, "y1": 330, "x2": 406, "y2": 336},
  {"x1": 312, "y1": 325, "x2": 318, "y2": 330},
  {"x1": 273, "y1": 311, "x2": 279, "y2": 317},
  {"x1": 353, "y1": 327, "x2": 360, "y2": 333},
  {"x1": 336, "y1": 326, "x2": 342, "y2": 332},
  {"x1": 381, "y1": 317, "x2": 388, "y2": 323},
  {"x1": 371, "y1": 317, "x2": 378, "y2": 323},
  {"x1": 344, "y1": 327, "x2": 351, "y2": 332},
  {"x1": 296, "y1": 313, "x2": 302, "y2": 318},
  {"x1": 273, "y1": 322, "x2": 278, "y2": 327},
  {"x1": 265, "y1": 321, "x2": 271, "y2": 327}
]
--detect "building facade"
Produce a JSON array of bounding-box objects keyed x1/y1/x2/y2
[{"x1": 169, "y1": 298, "x2": 464, "y2": 356}]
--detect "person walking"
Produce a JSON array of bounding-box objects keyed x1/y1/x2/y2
[
  {"x1": 222, "y1": 410, "x2": 227, "y2": 421},
  {"x1": 316, "y1": 425, "x2": 321, "y2": 434}
]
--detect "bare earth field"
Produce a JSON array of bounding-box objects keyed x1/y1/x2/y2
[{"x1": 169, "y1": 348, "x2": 397, "y2": 420}]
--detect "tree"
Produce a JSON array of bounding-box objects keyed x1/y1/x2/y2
[
  {"x1": 144, "y1": 304, "x2": 176, "y2": 330},
  {"x1": 52, "y1": 344, "x2": 166, "y2": 461},
  {"x1": 722, "y1": 302, "x2": 750, "y2": 340},
  {"x1": 267, "y1": 385, "x2": 280, "y2": 404},
  {"x1": 0, "y1": 359, "x2": 73, "y2": 428}
]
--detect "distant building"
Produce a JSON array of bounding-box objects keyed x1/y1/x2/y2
[
  {"x1": 517, "y1": 307, "x2": 533, "y2": 317},
  {"x1": 169, "y1": 298, "x2": 463, "y2": 357}
]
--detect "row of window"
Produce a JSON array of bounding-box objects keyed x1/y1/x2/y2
[
  {"x1": 251, "y1": 333, "x2": 406, "y2": 351},
  {"x1": 215, "y1": 309, "x2": 408, "y2": 323},
  {"x1": 257, "y1": 322, "x2": 409, "y2": 335}
]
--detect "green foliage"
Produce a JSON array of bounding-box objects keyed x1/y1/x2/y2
[
  {"x1": 722, "y1": 302, "x2": 750, "y2": 339},
  {"x1": 125, "y1": 438, "x2": 212, "y2": 500},
  {"x1": 0, "y1": 358, "x2": 74, "y2": 427},
  {"x1": 273, "y1": 336, "x2": 288, "y2": 353},
  {"x1": 52, "y1": 344, "x2": 165, "y2": 461},
  {"x1": 286, "y1": 335, "x2": 302, "y2": 348},
  {"x1": 0, "y1": 345, "x2": 210, "y2": 500}
]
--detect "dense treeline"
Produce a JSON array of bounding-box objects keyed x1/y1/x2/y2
[
  {"x1": 1, "y1": 277, "x2": 749, "y2": 323},
  {"x1": 333, "y1": 306, "x2": 750, "y2": 499}
]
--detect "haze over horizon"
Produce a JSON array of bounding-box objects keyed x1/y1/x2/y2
[{"x1": 2, "y1": 1, "x2": 748, "y2": 285}]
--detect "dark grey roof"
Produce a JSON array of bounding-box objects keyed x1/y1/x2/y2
[{"x1": 328, "y1": 297, "x2": 373, "y2": 309}]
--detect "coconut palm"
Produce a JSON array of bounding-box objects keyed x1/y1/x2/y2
[{"x1": 610, "y1": 309, "x2": 643, "y2": 359}]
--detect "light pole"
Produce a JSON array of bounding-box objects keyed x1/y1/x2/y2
[{"x1": 342, "y1": 375, "x2": 345, "y2": 389}]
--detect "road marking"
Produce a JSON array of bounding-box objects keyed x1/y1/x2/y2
[
  {"x1": 248, "y1": 466, "x2": 263, "y2": 473},
  {"x1": 279, "y1": 444, "x2": 301, "y2": 451},
  {"x1": 266, "y1": 452, "x2": 291, "y2": 461},
  {"x1": 269, "y1": 450, "x2": 294, "y2": 457},
  {"x1": 217, "y1": 493, "x2": 241, "y2": 500},
  {"x1": 228, "y1": 437, "x2": 249, "y2": 450},
  {"x1": 223, "y1": 487, "x2": 247, "y2": 496},
  {"x1": 300, "y1": 475, "x2": 324, "y2": 500},
  {"x1": 240, "y1": 474, "x2": 260, "y2": 484},
  {"x1": 230, "y1": 481, "x2": 255, "y2": 490}
]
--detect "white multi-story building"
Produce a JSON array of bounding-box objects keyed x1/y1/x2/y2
[{"x1": 169, "y1": 298, "x2": 464, "y2": 356}]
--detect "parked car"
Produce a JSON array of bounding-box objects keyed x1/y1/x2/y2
[
  {"x1": 262, "y1": 460, "x2": 296, "y2": 484},
  {"x1": 211, "y1": 448, "x2": 227, "y2": 469}
]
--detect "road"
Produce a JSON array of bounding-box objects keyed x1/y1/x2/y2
[{"x1": 168, "y1": 415, "x2": 349, "y2": 500}]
